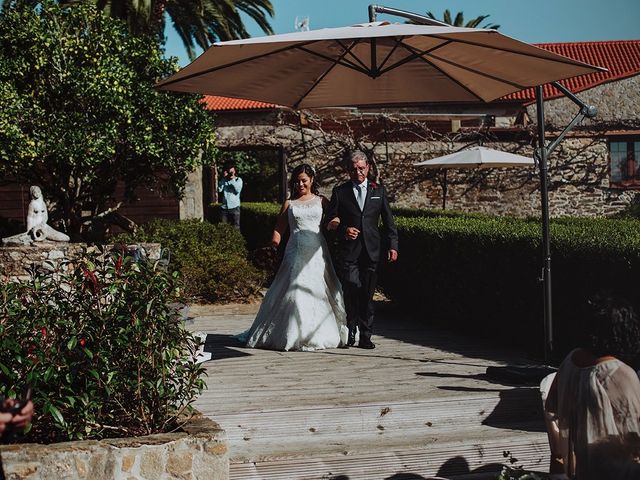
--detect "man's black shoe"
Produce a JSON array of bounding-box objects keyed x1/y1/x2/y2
[
  {"x1": 347, "y1": 333, "x2": 356, "y2": 347},
  {"x1": 358, "y1": 340, "x2": 375, "y2": 349}
]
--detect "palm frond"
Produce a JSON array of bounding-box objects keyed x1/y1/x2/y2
[
  {"x1": 443, "y1": 9, "x2": 452, "y2": 25},
  {"x1": 466, "y1": 15, "x2": 489, "y2": 28},
  {"x1": 453, "y1": 12, "x2": 464, "y2": 27}
]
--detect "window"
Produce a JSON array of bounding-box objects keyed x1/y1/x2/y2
[{"x1": 610, "y1": 137, "x2": 640, "y2": 186}]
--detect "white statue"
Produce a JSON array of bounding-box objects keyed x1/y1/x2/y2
[
  {"x1": 26, "y1": 186, "x2": 48, "y2": 231},
  {"x1": 2, "y1": 186, "x2": 70, "y2": 245}
]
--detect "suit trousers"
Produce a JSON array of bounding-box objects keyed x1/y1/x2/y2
[{"x1": 340, "y1": 247, "x2": 378, "y2": 342}]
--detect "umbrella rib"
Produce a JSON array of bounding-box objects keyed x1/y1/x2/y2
[
  {"x1": 399, "y1": 42, "x2": 528, "y2": 92},
  {"x1": 427, "y1": 52, "x2": 527, "y2": 90},
  {"x1": 376, "y1": 37, "x2": 404, "y2": 72},
  {"x1": 398, "y1": 43, "x2": 485, "y2": 102},
  {"x1": 335, "y1": 39, "x2": 371, "y2": 72},
  {"x1": 157, "y1": 41, "x2": 320, "y2": 88},
  {"x1": 292, "y1": 42, "x2": 361, "y2": 109},
  {"x1": 296, "y1": 43, "x2": 370, "y2": 76},
  {"x1": 378, "y1": 40, "x2": 452, "y2": 75},
  {"x1": 428, "y1": 32, "x2": 605, "y2": 71}
]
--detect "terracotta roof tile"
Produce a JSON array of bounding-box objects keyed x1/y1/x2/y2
[
  {"x1": 503, "y1": 40, "x2": 640, "y2": 102},
  {"x1": 201, "y1": 95, "x2": 276, "y2": 111}
]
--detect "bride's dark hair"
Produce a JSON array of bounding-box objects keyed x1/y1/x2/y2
[{"x1": 289, "y1": 164, "x2": 320, "y2": 199}]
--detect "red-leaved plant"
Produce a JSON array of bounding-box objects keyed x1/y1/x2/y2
[{"x1": 0, "y1": 247, "x2": 206, "y2": 443}]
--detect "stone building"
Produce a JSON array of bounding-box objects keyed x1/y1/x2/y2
[{"x1": 204, "y1": 39, "x2": 640, "y2": 218}]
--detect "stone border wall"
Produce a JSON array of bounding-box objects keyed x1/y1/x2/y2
[
  {"x1": 0, "y1": 243, "x2": 162, "y2": 282},
  {"x1": 0, "y1": 415, "x2": 228, "y2": 480}
]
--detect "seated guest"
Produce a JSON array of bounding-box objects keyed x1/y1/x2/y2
[{"x1": 543, "y1": 294, "x2": 640, "y2": 480}]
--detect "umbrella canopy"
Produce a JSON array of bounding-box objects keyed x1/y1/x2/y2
[
  {"x1": 414, "y1": 147, "x2": 535, "y2": 210},
  {"x1": 414, "y1": 146, "x2": 535, "y2": 169},
  {"x1": 156, "y1": 21, "x2": 604, "y2": 108}
]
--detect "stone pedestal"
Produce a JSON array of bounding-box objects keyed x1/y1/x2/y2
[{"x1": 0, "y1": 243, "x2": 161, "y2": 282}]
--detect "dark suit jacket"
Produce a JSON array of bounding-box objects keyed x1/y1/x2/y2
[{"x1": 326, "y1": 180, "x2": 398, "y2": 263}]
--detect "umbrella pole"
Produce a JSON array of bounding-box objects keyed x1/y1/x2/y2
[
  {"x1": 535, "y1": 86, "x2": 553, "y2": 363},
  {"x1": 368, "y1": 4, "x2": 450, "y2": 26},
  {"x1": 442, "y1": 170, "x2": 448, "y2": 210}
]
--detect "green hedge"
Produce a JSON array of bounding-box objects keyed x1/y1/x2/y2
[
  {"x1": 238, "y1": 202, "x2": 281, "y2": 250},
  {"x1": 390, "y1": 206, "x2": 491, "y2": 220},
  {"x1": 240, "y1": 203, "x2": 640, "y2": 358},
  {"x1": 380, "y1": 215, "x2": 640, "y2": 357},
  {"x1": 115, "y1": 219, "x2": 264, "y2": 303}
]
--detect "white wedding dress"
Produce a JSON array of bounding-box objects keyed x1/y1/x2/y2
[{"x1": 239, "y1": 195, "x2": 348, "y2": 351}]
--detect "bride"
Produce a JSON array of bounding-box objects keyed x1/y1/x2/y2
[{"x1": 238, "y1": 164, "x2": 348, "y2": 351}]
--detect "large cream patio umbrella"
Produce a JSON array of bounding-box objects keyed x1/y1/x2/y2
[
  {"x1": 156, "y1": 21, "x2": 602, "y2": 109},
  {"x1": 156, "y1": 8, "x2": 605, "y2": 360},
  {"x1": 414, "y1": 146, "x2": 535, "y2": 209}
]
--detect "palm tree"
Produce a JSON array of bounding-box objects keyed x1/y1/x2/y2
[
  {"x1": 425, "y1": 9, "x2": 500, "y2": 30},
  {"x1": 98, "y1": 0, "x2": 274, "y2": 59},
  {"x1": 1, "y1": 0, "x2": 274, "y2": 60},
  {"x1": 164, "y1": 0, "x2": 274, "y2": 60}
]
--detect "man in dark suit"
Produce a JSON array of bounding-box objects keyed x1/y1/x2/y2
[{"x1": 326, "y1": 150, "x2": 398, "y2": 349}]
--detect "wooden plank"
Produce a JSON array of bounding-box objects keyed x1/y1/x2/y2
[
  {"x1": 187, "y1": 302, "x2": 550, "y2": 479},
  {"x1": 229, "y1": 435, "x2": 549, "y2": 480}
]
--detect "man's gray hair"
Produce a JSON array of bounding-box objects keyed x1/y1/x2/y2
[{"x1": 349, "y1": 150, "x2": 369, "y2": 164}]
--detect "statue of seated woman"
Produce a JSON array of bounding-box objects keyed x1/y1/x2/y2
[
  {"x1": 1, "y1": 186, "x2": 70, "y2": 245},
  {"x1": 25, "y1": 186, "x2": 70, "y2": 242}
]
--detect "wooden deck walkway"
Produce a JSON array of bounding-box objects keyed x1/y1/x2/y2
[{"x1": 187, "y1": 302, "x2": 550, "y2": 480}]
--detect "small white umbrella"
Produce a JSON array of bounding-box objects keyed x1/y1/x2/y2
[{"x1": 414, "y1": 146, "x2": 535, "y2": 209}]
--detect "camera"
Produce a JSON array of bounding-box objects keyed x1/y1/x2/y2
[{"x1": 0, "y1": 386, "x2": 32, "y2": 415}]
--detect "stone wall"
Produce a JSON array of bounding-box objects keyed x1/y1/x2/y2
[
  {"x1": 0, "y1": 415, "x2": 228, "y2": 480},
  {"x1": 0, "y1": 243, "x2": 161, "y2": 282},
  {"x1": 208, "y1": 98, "x2": 639, "y2": 217},
  {"x1": 527, "y1": 75, "x2": 640, "y2": 128},
  {"x1": 379, "y1": 137, "x2": 638, "y2": 217}
]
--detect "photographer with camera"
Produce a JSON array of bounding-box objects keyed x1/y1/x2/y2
[{"x1": 217, "y1": 162, "x2": 243, "y2": 228}]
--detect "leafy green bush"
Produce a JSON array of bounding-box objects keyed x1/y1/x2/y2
[
  {"x1": 238, "y1": 202, "x2": 490, "y2": 250},
  {"x1": 612, "y1": 193, "x2": 640, "y2": 219},
  {"x1": 0, "y1": 248, "x2": 206, "y2": 443},
  {"x1": 117, "y1": 219, "x2": 264, "y2": 303}
]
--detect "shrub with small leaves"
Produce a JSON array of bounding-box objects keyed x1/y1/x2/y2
[
  {"x1": 0, "y1": 247, "x2": 206, "y2": 443},
  {"x1": 116, "y1": 219, "x2": 265, "y2": 303}
]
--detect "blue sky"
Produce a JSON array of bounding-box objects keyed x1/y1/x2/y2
[{"x1": 165, "y1": 0, "x2": 640, "y2": 66}]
